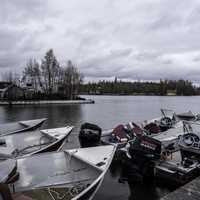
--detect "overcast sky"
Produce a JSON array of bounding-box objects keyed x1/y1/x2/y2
[{"x1": 1, "y1": 0, "x2": 200, "y2": 82}]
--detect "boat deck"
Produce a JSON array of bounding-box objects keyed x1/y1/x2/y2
[
  {"x1": 12, "y1": 151, "x2": 100, "y2": 192},
  {"x1": 0, "y1": 130, "x2": 55, "y2": 156}
]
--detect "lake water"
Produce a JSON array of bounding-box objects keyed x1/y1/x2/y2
[{"x1": 1, "y1": 95, "x2": 200, "y2": 199}]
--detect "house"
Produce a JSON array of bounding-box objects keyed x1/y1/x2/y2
[
  {"x1": 0, "y1": 82, "x2": 24, "y2": 100},
  {"x1": 167, "y1": 89, "x2": 177, "y2": 96}
]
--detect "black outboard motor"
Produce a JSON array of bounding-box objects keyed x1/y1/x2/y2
[
  {"x1": 126, "y1": 135, "x2": 161, "y2": 182},
  {"x1": 79, "y1": 123, "x2": 102, "y2": 147},
  {"x1": 128, "y1": 135, "x2": 161, "y2": 161}
]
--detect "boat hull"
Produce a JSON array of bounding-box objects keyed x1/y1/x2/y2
[{"x1": 0, "y1": 118, "x2": 47, "y2": 137}]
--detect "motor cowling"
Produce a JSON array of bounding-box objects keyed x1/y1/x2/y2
[
  {"x1": 79, "y1": 123, "x2": 102, "y2": 147},
  {"x1": 128, "y1": 135, "x2": 162, "y2": 161}
]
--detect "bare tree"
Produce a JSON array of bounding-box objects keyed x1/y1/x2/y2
[
  {"x1": 41, "y1": 49, "x2": 60, "y2": 95},
  {"x1": 23, "y1": 59, "x2": 41, "y2": 92},
  {"x1": 60, "y1": 60, "x2": 83, "y2": 99}
]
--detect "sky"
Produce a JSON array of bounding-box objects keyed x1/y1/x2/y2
[{"x1": 1, "y1": 0, "x2": 200, "y2": 82}]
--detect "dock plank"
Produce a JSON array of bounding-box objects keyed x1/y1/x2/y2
[{"x1": 161, "y1": 176, "x2": 200, "y2": 200}]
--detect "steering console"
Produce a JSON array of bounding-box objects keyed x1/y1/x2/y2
[{"x1": 180, "y1": 133, "x2": 200, "y2": 149}]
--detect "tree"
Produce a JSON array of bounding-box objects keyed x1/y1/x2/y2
[
  {"x1": 22, "y1": 59, "x2": 41, "y2": 92},
  {"x1": 40, "y1": 49, "x2": 60, "y2": 95},
  {"x1": 59, "y1": 60, "x2": 83, "y2": 99}
]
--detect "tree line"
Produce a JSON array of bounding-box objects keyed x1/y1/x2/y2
[
  {"x1": 80, "y1": 78, "x2": 199, "y2": 96},
  {"x1": 1, "y1": 49, "x2": 83, "y2": 100}
]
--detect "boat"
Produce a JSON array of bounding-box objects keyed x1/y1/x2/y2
[
  {"x1": 154, "y1": 150, "x2": 200, "y2": 186},
  {"x1": 0, "y1": 126, "x2": 73, "y2": 159},
  {"x1": 154, "y1": 121, "x2": 200, "y2": 186},
  {"x1": 115, "y1": 122, "x2": 200, "y2": 186},
  {"x1": 178, "y1": 121, "x2": 200, "y2": 161},
  {"x1": 0, "y1": 118, "x2": 47, "y2": 136},
  {"x1": 0, "y1": 145, "x2": 116, "y2": 200},
  {"x1": 176, "y1": 110, "x2": 200, "y2": 121}
]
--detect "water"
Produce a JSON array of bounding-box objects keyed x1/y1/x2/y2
[{"x1": 1, "y1": 95, "x2": 200, "y2": 199}]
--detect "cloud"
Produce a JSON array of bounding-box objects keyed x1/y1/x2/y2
[{"x1": 1, "y1": 0, "x2": 200, "y2": 81}]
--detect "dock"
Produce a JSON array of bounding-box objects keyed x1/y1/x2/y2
[
  {"x1": 161, "y1": 176, "x2": 200, "y2": 200},
  {"x1": 0, "y1": 99, "x2": 95, "y2": 105}
]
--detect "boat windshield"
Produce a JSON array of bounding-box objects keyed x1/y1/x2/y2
[
  {"x1": 160, "y1": 108, "x2": 174, "y2": 118},
  {"x1": 183, "y1": 121, "x2": 200, "y2": 135}
]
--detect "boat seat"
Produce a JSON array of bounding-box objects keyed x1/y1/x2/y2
[
  {"x1": 156, "y1": 166, "x2": 176, "y2": 174},
  {"x1": 40, "y1": 127, "x2": 72, "y2": 140},
  {"x1": 130, "y1": 122, "x2": 144, "y2": 136},
  {"x1": 34, "y1": 173, "x2": 94, "y2": 189},
  {"x1": 144, "y1": 122, "x2": 161, "y2": 134},
  {"x1": 112, "y1": 125, "x2": 129, "y2": 142}
]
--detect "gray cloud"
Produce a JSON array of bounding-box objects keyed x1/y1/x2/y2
[{"x1": 1, "y1": 0, "x2": 200, "y2": 82}]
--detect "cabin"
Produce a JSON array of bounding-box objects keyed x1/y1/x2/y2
[{"x1": 0, "y1": 82, "x2": 24, "y2": 100}]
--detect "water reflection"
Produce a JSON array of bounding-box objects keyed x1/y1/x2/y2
[{"x1": 0, "y1": 105, "x2": 83, "y2": 127}]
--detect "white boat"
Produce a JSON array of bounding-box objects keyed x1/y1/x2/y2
[
  {"x1": 0, "y1": 118, "x2": 47, "y2": 136},
  {"x1": 0, "y1": 145, "x2": 116, "y2": 200},
  {"x1": 0, "y1": 126, "x2": 73, "y2": 159}
]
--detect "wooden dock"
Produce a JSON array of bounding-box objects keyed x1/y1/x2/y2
[
  {"x1": 161, "y1": 176, "x2": 200, "y2": 200},
  {"x1": 0, "y1": 99, "x2": 95, "y2": 105}
]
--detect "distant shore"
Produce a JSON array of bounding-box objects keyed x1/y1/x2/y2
[
  {"x1": 80, "y1": 93, "x2": 197, "y2": 96},
  {"x1": 0, "y1": 99, "x2": 95, "y2": 105}
]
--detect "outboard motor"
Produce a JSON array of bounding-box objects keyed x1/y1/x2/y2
[
  {"x1": 79, "y1": 123, "x2": 102, "y2": 147},
  {"x1": 128, "y1": 135, "x2": 161, "y2": 161},
  {"x1": 126, "y1": 135, "x2": 161, "y2": 182}
]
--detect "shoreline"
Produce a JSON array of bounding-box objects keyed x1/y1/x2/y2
[
  {"x1": 0, "y1": 99, "x2": 95, "y2": 105},
  {"x1": 81, "y1": 94, "x2": 198, "y2": 97}
]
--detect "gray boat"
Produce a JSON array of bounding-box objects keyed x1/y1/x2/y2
[
  {"x1": 0, "y1": 126, "x2": 73, "y2": 159},
  {"x1": 0, "y1": 145, "x2": 116, "y2": 200},
  {"x1": 0, "y1": 118, "x2": 47, "y2": 136},
  {"x1": 154, "y1": 121, "x2": 200, "y2": 185}
]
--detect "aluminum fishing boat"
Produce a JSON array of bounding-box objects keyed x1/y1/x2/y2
[
  {"x1": 0, "y1": 118, "x2": 47, "y2": 136},
  {"x1": 152, "y1": 121, "x2": 200, "y2": 186},
  {"x1": 0, "y1": 145, "x2": 116, "y2": 200},
  {"x1": 0, "y1": 126, "x2": 73, "y2": 159},
  {"x1": 176, "y1": 110, "x2": 200, "y2": 121}
]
